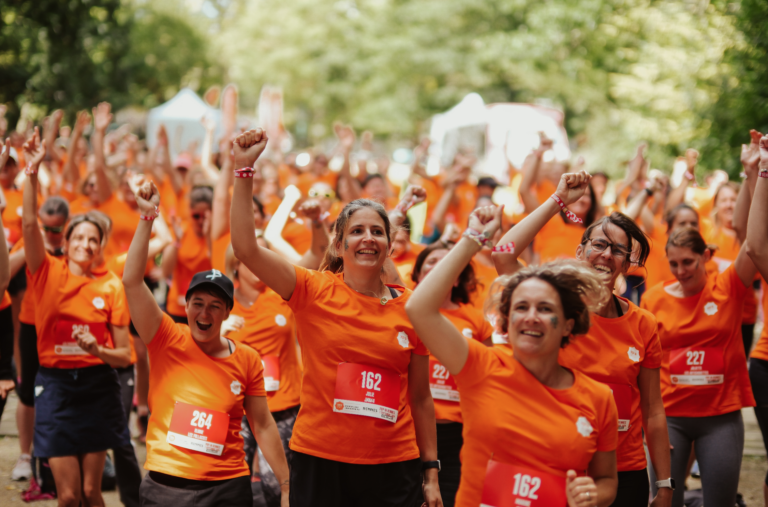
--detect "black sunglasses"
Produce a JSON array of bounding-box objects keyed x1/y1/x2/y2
[{"x1": 42, "y1": 225, "x2": 65, "y2": 234}]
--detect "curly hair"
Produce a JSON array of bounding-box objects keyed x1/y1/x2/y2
[
  {"x1": 411, "y1": 242, "x2": 477, "y2": 305},
  {"x1": 490, "y1": 260, "x2": 608, "y2": 347}
]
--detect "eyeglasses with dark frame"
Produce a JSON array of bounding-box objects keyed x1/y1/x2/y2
[
  {"x1": 583, "y1": 238, "x2": 630, "y2": 259},
  {"x1": 42, "y1": 225, "x2": 65, "y2": 234}
]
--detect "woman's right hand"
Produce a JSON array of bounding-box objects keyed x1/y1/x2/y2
[
  {"x1": 132, "y1": 175, "x2": 160, "y2": 218},
  {"x1": 220, "y1": 315, "x2": 245, "y2": 336},
  {"x1": 555, "y1": 171, "x2": 591, "y2": 206},
  {"x1": 22, "y1": 128, "x2": 46, "y2": 170},
  {"x1": 233, "y1": 129, "x2": 269, "y2": 170},
  {"x1": 467, "y1": 205, "x2": 504, "y2": 241}
]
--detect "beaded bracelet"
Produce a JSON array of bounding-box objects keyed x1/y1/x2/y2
[
  {"x1": 140, "y1": 206, "x2": 159, "y2": 221},
  {"x1": 462, "y1": 228, "x2": 515, "y2": 253},
  {"x1": 24, "y1": 163, "x2": 37, "y2": 176},
  {"x1": 550, "y1": 194, "x2": 583, "y2": 224},
  {"x1": 760, "y1": 170, "x2": 768, "y2": 179}
]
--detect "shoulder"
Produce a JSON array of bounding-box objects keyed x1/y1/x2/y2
[
  {"x1": 574, "y1": 370, "x2": 613, "y2": 405},
  {"x1": 640, "y1": 282, "x2": 667, "y2": 309},
  {"x1": 149, "y1": 313, "x2": 188, "y2": 351},
  {"x1": 626, "y1": 300, "x2": 657, "y2": 329}
]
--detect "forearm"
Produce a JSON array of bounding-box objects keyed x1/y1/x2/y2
[
  {"x1": 519, "y1": 153, "x2": 542, "y2": 212},
  {"x1": 92, "y1": 131, "x2": 113, "y2": 203},
  {"x1": 746, "y1": 174, "x2": 768, "y2": 273},
  {"x1": 410, "y1": 237, "x2": 479, "y2": 315},
  {"x1": 595, "y1": 477, "x2": 618, "y2": 507},
  {"x1": 429, "y1": 185, "x2": 455, "y2": 234},
  {"x1": 645, "y1": 412, "x2": 672, "y2": 484},
  {"x1": 733, "y1": 174, "x2": 755, "y2": 243},
  {"x1": 411, "y1": 393, "x2": 437, "y2": 462},
  {"x1": 0, "y1": 222, "x2": 10, "y2": 293},
  {"x1": 623, "y1": 189, "x2": 650, "y2": 221},
  {"x1": 124, "y1": 220, "x2": 153, "y2": 288},
  {"x1": 22, "y1": 174, "x2": 45, "y2": 274},
  {"x1": 493, "y1": 198, "x2": 559, "y2": 274},
  {"x1": 94, "y1": 344, "x2": 132, "y2": 368},
  {"x1": 253, "y1": 417, "x2": 290, "y2": 493},
  {"x1": 262, "y1": 188, "x2": 302, "y2": 263},
  {"x1": 211, "y1": 166, "x2": 234, "y2": 240},
  {"x1": 665, "y1": 180, "x2": 689, "y2": 212},
  {"x1": 161, "y1": 244, "x2": 178, "y2": 280}
]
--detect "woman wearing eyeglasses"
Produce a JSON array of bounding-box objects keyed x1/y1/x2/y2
[
  {"x1": 164, "y1": 186, "x2": 213, "y2": 323},
  {"x1": 494, "y1": 172, "x2": 673, "y2": 507}
]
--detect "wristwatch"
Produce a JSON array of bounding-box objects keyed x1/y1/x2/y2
[
  {"x1": 422, "y1": 460, "x2": 441, "y2": 472},
  {"x1": 655, "y1": 478, "x2": 675, "y2": 490}
]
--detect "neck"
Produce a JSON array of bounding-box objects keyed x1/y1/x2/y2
[
  {"x1": 681, "y1": 277, "x2": 707, "y2": 298},
  {"x1": 68, "y1": 259, "x2": 93, "y2": 278},
  {"x1": 513, "y1": 349, "x2": 572, "y2": 389},
  {"x1": 235, "y1": 283, "x2": 262, "y2": 307},
  {"x1": 194, "y1": 333, "x2": 230, "y2": 358},
  {"x1": 344, "y1": 268, "x2": 386, "y2": 298},
  {"x1": 595, "y1": 283, "x2": 618, "y2": 318}
]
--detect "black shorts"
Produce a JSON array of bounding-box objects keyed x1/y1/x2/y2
[
  {"x1": 289, "y1": 451, "x2": 422, "y2": 507},
  {"x1": 140, "y1": 472, "x2": 251, "y2": 507},
  {"x1": 17, "y1": 322, "x2": 39, "y2": 407}
]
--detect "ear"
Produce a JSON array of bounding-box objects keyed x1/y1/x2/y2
[
  {"x1": 575, "y1": 244, "x2": 585, "y2": 260},
  {"x1": 703, "y1": 249, "x2": 712, "y2": 262},
  {"x1": 563, "y1": 318, "x2": 575, "y2": 337}
]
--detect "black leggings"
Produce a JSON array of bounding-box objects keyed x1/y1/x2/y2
[
  {"x1": 750, "y1": 357, "x2": 768, "y2": 486},
  {"x1": 436, "y1": 423, "x2": 463, "y2": 507},
  {"x1": 0, "y1": 307, "x2": 14, "y2": 420},
  {"x1": 610, "y1": 469, "x2": 649, "y2": 507},
  {"x1": 17, "y1": 322, "x2": 39, "y2": 407}
]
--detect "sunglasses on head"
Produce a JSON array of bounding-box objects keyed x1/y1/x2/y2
[
  {"x1": 42, "y1": 225, "x2": 65, "y2": 234},
  {"x1": 308, "y1": 189, "x2": 335, "y2": 199}
]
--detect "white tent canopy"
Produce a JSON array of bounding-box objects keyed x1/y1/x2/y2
[{"x1": 146, "y1": 88, "x2": 222, "y2": 160}]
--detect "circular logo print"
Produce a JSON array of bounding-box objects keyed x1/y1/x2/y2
[
  {"x1": 462, "y1": 328, "x2": 473, "y2": 338},
  {"x1": 576, "y1": 416, "x2": 594, "y2": 438},
  {"x1": 168, "y1": 434, "x2": 175, "y2": 442},
  {"x1": 704, "y1": 302, "x2": 718, "y2": 316},
  {"x1": 16, "y1": 206, "x2": 22, "y2": 217},
  {"x1": 627, "y1": 347, "x2": 640, "y2": 363},
  {"x1": 275, "y1": 314, "x2": 287, "y2": 327},
  {"x1": 335, "y1": 402, "x2": 344, "y2": 411},
  {"x1": 92, "y1": 297, "x2": 105, "y2": 309},
  {"x1": 230, "y1": 380, "x2": 242, "y2": 395}
]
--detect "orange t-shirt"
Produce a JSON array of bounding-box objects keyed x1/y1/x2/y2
[
  {"x1": 470, "y1": 259, "x2": 499, "y2": 311},
  {"x1": 434, "y1": 176, "x2": 478, "y2": 229},
  {"x1": 166, "y1": 223, "x2": 212, "y2": 317},
  {"x1": 2, "y1": 186, "x2": 24, "y2": 247},
  {"x1": 454, "y1": 339, "x2": 618, "y2": 507},
  {"x1": 144, "y1": 314, "x2": 266, "y2": 481},
  {"x1": 0, "y1": 291, "x2": 11, "y2": 311},
  {"x1": 211, "y1": 233, "x2": 231, "y2": 273},
  {"x1": 286, "y1": 266, "x2": 428, "y2": 464},
  {"x1": 281, "y1": 219, "x2": 312, "y2": 255},
  {"x1": 227, "y1": 289, "x2": 302, "y2": 413},
  {"x1": 69, "y1": 194, "x2": 139, "y2": 259},
  {"x1": 296, "y1": 171, "x2": 339, "y2": 197},
  {"x1": 749, "y1": 280, "x2": 768, "y2": 362},
  {"x1": 534, "y1": 215, "x2": 586, "y2": 264},
  {"x1": 641, "y1": 265, "x2": 755, "y2": 417},
  {"x1": 559, "y1": 298, "x2": 662, "y2": 472},
  {"x1": 28, "y1": 254, "x2": 130, "y2": 369},
  {"x1": 393, "y1": 245, "x2": 424, "y2": 288},
  {"x1": 432, "y1": 305, "x2": 493, "y2": 423},
  {"x1": 701, "y1": 218, "x2": 757, "y2": 324}
]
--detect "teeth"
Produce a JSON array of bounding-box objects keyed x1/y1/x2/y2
[
  {"x1": 521, "y1": 331, "x2": 542, "y2": 337},
  {"x1": 594, "y1": 265, "x2": 611, "y2": 273},
  {"x1": 358, "y1": 250, "x2": 377, "y2": 254}
]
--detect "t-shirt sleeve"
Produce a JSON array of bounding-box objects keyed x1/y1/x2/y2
[
  {"x1": 478, "y1": 317, "x2": 494, "y2": 342},
  {"x1": 147, "y1": 313, "x2": 182, "y2": 354},
  {"x1": 109, "y1": 283, "x2": 131, "y2": 327},
  {"x1": 720, "y1": 264, "x2": 749, "y2": 300},
  {"x1": 455, "y1": 338, "x2": 498, "y2": 389},
  {"x1": 245, "y1": 349, "x2": 266, "y2": 397},
  {"x1": 596, "y1": 385, "x2": 619, "y2": 452},
  {"x1": 640, "y1": 311, "x2": 663, "y2": 369},
  {"x1": 409, "y1": 332, "x2": 429, "y2": 356},
  {"x1": 27, "y1": 254, "x2": 55, "y2": 293},
  {"x1": 286, "y1": 265, "x2": 323, "y2": 313}
]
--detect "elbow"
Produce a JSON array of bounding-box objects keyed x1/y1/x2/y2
[{"x1": 745, "y1": 240, "x2": 759, "y2": 262}]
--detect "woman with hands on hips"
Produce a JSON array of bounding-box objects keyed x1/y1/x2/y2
[
  {"x1": 406, "y1": 204, "x2": 619, "y2": 507},
  {"x1": 230, "y1": 129, "x2": 442, "y2": 507}
]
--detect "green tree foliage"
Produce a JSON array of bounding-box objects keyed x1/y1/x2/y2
[
  {"x1": 219, "y1": 0, "x2": 741, "y2": 174},
  {"x1": 704, "y1": 0, "x2": 768, "y2": 176},
  {"x1": 0, "y1": 0, "x2": 218, "y2": 125}
]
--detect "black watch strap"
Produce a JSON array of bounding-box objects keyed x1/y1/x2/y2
[{"x1": 422, "y1": 460, "x2": 441, "y2": 472}]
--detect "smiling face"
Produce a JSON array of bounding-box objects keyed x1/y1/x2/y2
[
  {"x1": 508, "y1": 278, "x2": 574, "y2": 356},
  {"x1": 65, "y1": 221, "x2": 101, "y2": 267},
  {"x1": 83, "y1": 173, "x2": 99, "y2": 204},
  {"x1": 575, "y1": 222, "x2": 629, "y2": 286},
  {"x1": 417, "y1": 248, "x2": 449, "y2": 283},
  {"x1": 714, "y1": 185, "x2": 737, "y2": 229},
  {"x1": 337, "y1": 207, "x2": 390, "y2": 271},
  {"x1": 667, "y1": 245, "x2": 710, "y2": 293},
  {"x1": 40, "y1": 213, "x2": 67, "y2": 250},
  {"x1": 186, "y1": 290, "x2": 231, "y2": 342}
]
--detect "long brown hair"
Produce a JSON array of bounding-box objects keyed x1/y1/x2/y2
[
  {"x1": 320, "y1": 199, "x2": 392, "y2": 273},
  {"x1": 411, "y1": 242, "x2": 477, "y2": 304},
  {"x1": 666, "y1": 227, "x2": 717, "y2": 257}
]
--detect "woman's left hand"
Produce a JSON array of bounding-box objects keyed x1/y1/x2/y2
[
  {"x1": 566, "y1": 470, "x2": 597, "y2": 507},
  {"x1": 467, "y1": 205, "x2": 504, "y2": 241},
  {"x1": 402, "y1": 185, "x2": 427, "y2": 207},
  {"x1": 421, "y1": 470, "x2": 443, "y2": 507}
]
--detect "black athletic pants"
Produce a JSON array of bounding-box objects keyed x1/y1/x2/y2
[
  {"x1": 436, "y1": 422, "x2": 462, "y2": 507},
  {"x1": 289, "y1": 451, "x2": 422, "y2": 507},
  {"x1": 750, "y1": 357, "x2": 768, "y2": 487},
  {"x1": 114, "y1": 366, "x2": 141, "y2": 507},
  {"x1": 610, "y1": 469, "x2": 649, "y2": 507}
]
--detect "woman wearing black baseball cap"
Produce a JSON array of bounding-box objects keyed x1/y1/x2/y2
[{"x1": 123, "y1": 178, "x2": 290, "y2": 507}]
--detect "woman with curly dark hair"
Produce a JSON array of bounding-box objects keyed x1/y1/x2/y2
[
  {"x1": 410, "y1": 242, "x2": 493, "y2": 507},
  {"x1": 407, "y1": 204, "x2": 619, "y2": 507}
]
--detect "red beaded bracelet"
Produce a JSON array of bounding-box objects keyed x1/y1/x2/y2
[
  {"x1": 24, "y1": 163, "x2": 37, "y2": 176},
  {"x1": 235, "y1": 167, "x2": 255, "y2": 178}
]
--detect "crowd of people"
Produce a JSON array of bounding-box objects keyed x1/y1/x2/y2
[{"x1": 0, "y1": 96, "x2": 766, "y2": 507}]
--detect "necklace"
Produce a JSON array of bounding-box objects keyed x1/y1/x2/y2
[{"x1": 346, "y1": 280, "x2": 389, "y2": 305}]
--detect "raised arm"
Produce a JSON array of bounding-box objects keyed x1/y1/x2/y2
[
  {"x1": 262, "y1": 185, "x2": 303, "y2": 264},
  {"x1": 211, "y1": 137, "x2": 235, "y2": 241},
  {"x1": 122, "y1": 179, "x2": 164, "y2": 344},
  {"x1": 492, "y1": 171, "x2": 592, "y2": 275},
  {"x1": 21, "y1": 129, "x2": 47, "y2": 275},
  {"x1": 43, "y1": 110, "x2": 63, "y2": 165},
  {"x1": 63, "y1": 111, "x2": 90, "y2": 187},
  {"x1": 745, "y1": 135, "x2": 768, "y2": 282},
  {"x1": 91, "y1": 102, "x2": 114, "y2": 204},
  {"x1": 336, "y1": 123, "x2": 362, "y2": 201},
  {"x1": 411, "y1": 138, "x2": 431, "y2": 180},
  {"x1": 665, "y1": 149, "x2": 697, "y2": 212},
  {"x1": 295, "y1": 199, "x2": 329, "y2": 271},
  {"x1": 734, "y1": 130, "x2": 763, "y2": 243},
  {"x1": 231, "y1": 129, "x2": 297, "y2": 300},
  {"x1": 519, "y1": 135, "x2": 552, "y2": 213},
  {"x1": 157, "y1": 124, "x2": 183, "y2": 195},
  {"x1": 406, "y1": 206, "x2": 503, "y2": 374}
]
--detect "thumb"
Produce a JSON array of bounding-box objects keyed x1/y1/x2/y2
[
  {"x1": 566, "y1": 470, "x2": 577, "y2": 485},
  {"x1": 494, "y1": 204, "x2": 504, "y2": 223}
]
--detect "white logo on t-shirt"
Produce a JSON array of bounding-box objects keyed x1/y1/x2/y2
[
  {"x1": 704, "y1": 302, "x2": 718, "y2": 316},
  {"x1": 230, "y1": 380, "x2": 242, "y2": 395},
  {"x1": 92, "y1": 297, "x2": 105, "y2": 309},
  {"x1": 627, "y1": 347, "x2": 640, "y2": 363},
  {"x1": 275, "y1": 314, "x2": 287, "y2": 327},
  {"x1": 462, "y1": 328, "x2": 473, "y2": 339},
  {"x1": 397, "y1": 331, "x2": 410, "y2": 349},
  {"x1": 16, "y1": 206, "x2": 22, "y2": 217},
  {"x1": 576, "y1": 416, "x2": 594, "y2": 438}
]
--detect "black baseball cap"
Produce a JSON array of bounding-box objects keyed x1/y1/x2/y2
[
  {"x1": 185, "y1": 269, "x2": 234, "y2": 308},
  {"x1": 477, "y1": 176, "x2": 499, "y2": 189}
]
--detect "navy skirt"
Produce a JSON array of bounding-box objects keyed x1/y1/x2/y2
[{"x1": 34, "y1": 364, "x2": 131, "y2": 458}]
